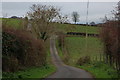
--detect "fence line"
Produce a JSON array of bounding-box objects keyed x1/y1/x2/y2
[{"x1": 66, "y1": 32, "x2": 99, "y2": 37}]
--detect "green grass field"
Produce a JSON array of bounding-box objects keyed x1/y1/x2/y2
[
  {"x1": 2, "y1": 18, "x2": 100, "y2": 34},
  {"x1": 56, "y1": 23, "x2": 100, "y2": 34},
  {"x1": 2, "y1": 18, "x2": 23, "y2": 29},
  {"x1": 64, "y1": 37, "x2": 104, "y2": 65}
]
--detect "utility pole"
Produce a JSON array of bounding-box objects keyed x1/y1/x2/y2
[
  {"x1": 86, "y1": 0, "x2": 89, "y2": 52},
  {"x1": 86, "y1": 0, "x2": 89, "y2": 38}
]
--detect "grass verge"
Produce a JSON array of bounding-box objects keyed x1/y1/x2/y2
[
  {"x1": 76, "y1": 61, "x2": 118, "y2": 78},
  {"x1": 3, "y1": 64, "x2": 56, "y2": 79}
]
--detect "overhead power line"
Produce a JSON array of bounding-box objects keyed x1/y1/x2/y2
[{"x1": 86, "y1": 0, "x2": 89, "y2": 25}]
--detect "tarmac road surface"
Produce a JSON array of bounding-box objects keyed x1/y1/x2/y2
[{"x1": 47, "y1": 36, "x2": 94, "y2": 79}]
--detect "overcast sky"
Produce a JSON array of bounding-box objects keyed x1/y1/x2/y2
[{"x1": 1, "y1": 2, "x2": 118, "y2": 24}]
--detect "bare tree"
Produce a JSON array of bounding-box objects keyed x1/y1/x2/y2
[
  {"x1": 27, "y1": 4, "x2": 60, "y2": 41},
  {"x1": 115, "y1": 1, "x2": 120, "y2": 21},
  {"x1": 72, "y1": 12, "x2": 80, "y2": 24},
  {"x1": 22, "y1": 16, "x2": 28, "y2": 30},
  {"x1": 56, "y1": 14, "x2": 69, "y2": 24},
  {"x1": 102, "y1": 15, "x2": 109, "y2": 23},
  {"x1": 112, "y1": 1, "x2": 120, "y2": 21}
]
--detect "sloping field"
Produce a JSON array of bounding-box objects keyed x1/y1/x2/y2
[
  {"x1": 65, "y1": 37, "x2": 104, "y2": 65},
  {"x1": 57, "y1": 23, "x2": 100, "y2": 34}
]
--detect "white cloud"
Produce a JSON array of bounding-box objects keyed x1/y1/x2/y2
[{"x1": 1, "y1": 2, "x2": 118, "y2": 23}]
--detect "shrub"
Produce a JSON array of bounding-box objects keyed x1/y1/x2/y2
[
  {"x1": 63, "y1": 54, "x2": 69, "y2": 64},
  {"x1": 2, "y1": 56, "x2": 19, "y2": 72},
  {"x1": 58, "y1": 33, "x2": 65, "y2": 50},
  {"x1": 2, "y1": 27, "x2": 46, "y2": 72},
  {"x1": 76, "y1": 56, "x2": 91, "y2": 66},
  {"x1": 2, "y1": 56, "x2": 18, "y2": 72},
  {"x1": 100, "y1": 21, "x2": 120, "y2": 73}
]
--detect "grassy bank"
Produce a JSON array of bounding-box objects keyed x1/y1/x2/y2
[
  {"x1": 77, "y1": 62, "x2": 118, "y2": 78},
  {"x1": 3, "y1": 64, "x2": 56, "y2": 79}
]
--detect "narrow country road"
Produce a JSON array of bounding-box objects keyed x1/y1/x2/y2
[{"x1": 47, "y1": 36, "x2": 94, "y2": 79}]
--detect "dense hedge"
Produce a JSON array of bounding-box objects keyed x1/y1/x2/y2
[
  {"x1": 100, "y1": 21, "x2": 120, "y2": 74},
  {"x1": 2, "y1": 28, "x2": 46, "y2": 72}
]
